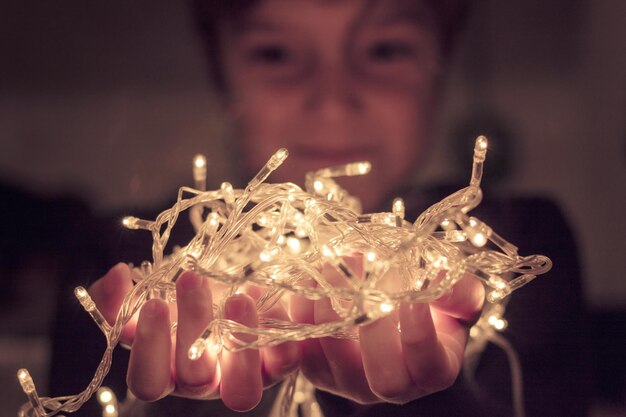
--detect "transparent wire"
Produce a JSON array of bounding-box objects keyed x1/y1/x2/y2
[{"x1": 18, "y1": 138, "x2": 551, "y2": 417}]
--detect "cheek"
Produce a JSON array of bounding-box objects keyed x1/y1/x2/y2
[
  {"x1": 370, "y1": 92, "x2": 434, "y2": 180},
  {"x1": 235, "y1": 89, "x2": 302, "y2": 172}
]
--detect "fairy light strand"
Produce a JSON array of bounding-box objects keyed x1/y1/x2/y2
[{"x1": 17, "y1": 136, "x2": 551, "y2": 417}]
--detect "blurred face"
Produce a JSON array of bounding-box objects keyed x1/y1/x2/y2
[{"x1": 221, "y1": 0, "x2": 443, "y2": 211}]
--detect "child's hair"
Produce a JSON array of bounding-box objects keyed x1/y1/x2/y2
[{"x1": 190, "y1": 0, "x2": 471, "y2": 94}]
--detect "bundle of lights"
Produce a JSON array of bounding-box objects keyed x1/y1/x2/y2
[{"x1": 18, "y1": 136, "x2": 551, "y2": 417}]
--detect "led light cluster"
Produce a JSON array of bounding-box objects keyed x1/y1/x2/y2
[{"x1": 17, "y1": 136, "x2": 551, "y2": 417}]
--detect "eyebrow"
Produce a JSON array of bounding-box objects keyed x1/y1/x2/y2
[
  {"x1": 230, "y1": 18, "x2": 293, "y2": 35},
  {"x1": 365, "y1": 1, "x2": 436, "y2": 29}
]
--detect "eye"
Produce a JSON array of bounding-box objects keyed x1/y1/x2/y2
[
  {"x1": 367, "y1": 40, "x2": 415, "y2": 62},
  {"x1": 248, "y1": 44, "x2": 292, "y2": 65}
]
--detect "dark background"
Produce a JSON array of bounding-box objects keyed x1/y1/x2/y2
[{"x1": 1, "y1": 1, "x2": 624, "y2": 416}]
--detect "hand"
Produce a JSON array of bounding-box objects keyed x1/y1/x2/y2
[
  {"x1": 290, "y1": 264, "x2": 484, "y2": 405},
  {"x1": 88, "y1": 263, "x2": 300, "y2": 412}
]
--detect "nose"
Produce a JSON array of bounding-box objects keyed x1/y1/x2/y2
[{"x1": 304, "y1": 61, "x2": 362, "y2": 122}]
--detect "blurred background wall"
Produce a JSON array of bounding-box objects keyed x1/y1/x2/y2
[{"x1": 1, "y1": 0, "x2": 625, "y2": 416}]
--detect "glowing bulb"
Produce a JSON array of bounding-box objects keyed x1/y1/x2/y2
[
  {"x1": 489, "y1": 276, "x2": 509, "y2": 290},
  {"x1": 259, "y1": 247, "x2": 279, "y2": 262},
  {"x1": 193, "y1": 155, "x2": 207, "y2": 191},
  {"x1": 444, "y1": 230, "x2": 466, "y2": 242},
  {"x1": 392, "y1": 198, "x2": 405, "y2": 219},
  {"x1": 488, "y1": 315, "x2": 508, "y2": 331},
  {"x1": 476, "y1": 135, "x2": 488, "y2": 151},
  {"x1": 341, "y1": 161, "x2": 371, "y2": 176},
  {"x1": 321, "y1": 245, "x2": 336, "y2": 260},
  {"x1": 121, "y1": 216, "x2": 151, "y2": 230},
  {"x1": 471, "y1": 232, "x2": 487, "y2": 247},
  {"x1": 494, "y1": 319, "x2": 507, "y2": 331},
  {"x1": 293, "y1": 391, "x2": 306, "y2": 404},
  {"x1": 357, "y1": 162, "x2": 370, "y2": 174},
  {"x1": 98, "y1": 389, "x2": 113, "y2": 404},
  {"x1": 469, "y1": 326, "x2": 480, "y2": 338},
  {"x1": 17, "y1": 368, "x2": 45, "y2": 416},
  {"x1": 313, "y1": 180, "x2": 324, "y2": 193},
  {"x1": 75, "y1": 286, "x2": 111, "y2": 333},
  {"x1": 379, "y1": 302, "x2": 394, "y2": 314},
  {"x1": 271, "y1": 148, "x2": 289, "y2": 167},
  {"x1": 75, "y1": 287, "x2": 93, "y2": 311},
  {"x1": 17, "y1": 369, "x2": 34, "y2": 394},
  {"x1": 248, "y1": 148, "x2": 289, "y2": 190},
  {"x1": 221, "y1": 182, "x2": 235, "y2": 205},
  {"x1": 194, "y1": 154, "x2": 206, "y2": 169},
  {"x1": 122, "y1": 216, "x2": 134, "y2": 229},
  {"x1": 286, "y1": 237, "x2": 302, "y2": 253},
  {"x1": 432, "y1": 256, "x2": 448, "y2": 269},
  {"x1": 209, "y1": 338, "x2": 223, "y2": 355},
  {"x1": 188, "y1": 339, "x2": 206, "y2": 360},
  {"x1": 104, "y1": 403, "x2": 118, "y2": 417},
  {"x1": 487, "y1": 289, "x2": 509, "y2": 303},
  {"x1": 208, "y1": 213, "x2": 219, "y2": 227}
]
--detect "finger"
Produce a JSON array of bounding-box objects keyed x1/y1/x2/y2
[
  {"x1": 174, "y1": 272, "x2": 219, "y2": 396},
  {"x1": 359, "y1": 314, "x2": 413, "y2": 402},
  {"x1": 89, "y1": 263, "x2": 136, "y2": 343},
  {"x1": 220, "y1": 294, "x2": 262, "y2": 412},
  {"x1": 258, "y1": 300, "x2": 300, "y2": 386},
  {"x1": 127, "y1": 299, "x2": 173, "y2": 401},
  {"x1": 431, "y1": 273, "x2": 484, "y2": 321},
  {"x1": 315, "y1": 297, "x2": 378, "y2": 404},
  {"x1": 289, "y1": 280, "x2": 336, "y2": 390},
  {"x1": 399, "y1": 302, "x2": 459, "y2": 394}
]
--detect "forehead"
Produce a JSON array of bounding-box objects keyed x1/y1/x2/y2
[{"x1": 226, "y1": 0, "x2": 437, "y2": 35}]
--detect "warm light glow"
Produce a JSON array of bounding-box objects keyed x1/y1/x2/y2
[
  {"x1": 17, "y1": 369, "x2": 33, "y2": 393},
  {"x1": 18, "y1": 136, "x2": 552, "y2": 417},
  {"x1": 259, "y1": 250, "x2": 272, "y2": 263},
  {"x1": 379, "y1": 302, "x2": 394, "y2": 314},
  {"x1": 193, "y1": 154, "x2": 206, "y2": 169},
  {"x1": 392, "y1": 198, "x2": 405, "y2": 219},
  {"x1": 356, "y1": 162, "x2": 371, "y2": 175},
  {"x1": 98, "y1": 389, "x2": 113, "y2": 404},
  {"x1": 188, "y1": 341, "x2": 204, "y2": 360},
  {"x1": 321, "y1": 245, "x2": 336, "y2": 259},
  {"x1": 477, "y1": 136, "x2": 488, "y2": 150},
  {"x1": 472, "y1": 232, "x2": 487, "y2": 247},
  {"x1": 209, "y1": 340, "x2": 223, "y2": 356},
  {"x1": 105, "y1": 404, "x2": 117, "y2": 415},
  {"x1": 286, "y1": 237, "x2": 302, "y2": 253}
]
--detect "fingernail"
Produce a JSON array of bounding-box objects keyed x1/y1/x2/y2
[
  {"x1": 179, "y1": 272, "x2": 204, "y2": 291},
  {"x1": 225, "y1": 295, "x2": 250, "y2": 319},
  {"x1": 402, "y1": 301, "x2": 430, "y2": 319}
]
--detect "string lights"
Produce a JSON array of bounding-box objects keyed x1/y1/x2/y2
[{"x1": 17, "y1": 136, "x2": 551, "y2": 417}]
